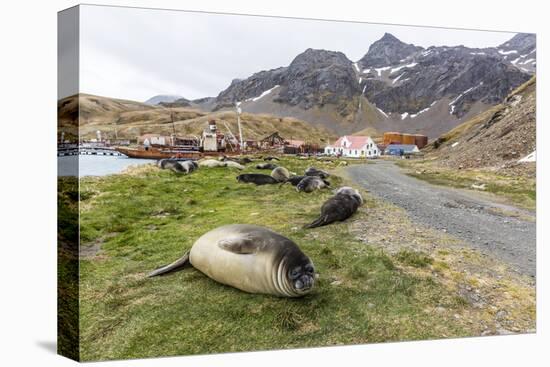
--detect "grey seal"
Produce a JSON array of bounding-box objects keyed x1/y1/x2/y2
[
  {"x1": 296, "y1": 176, "x2": 330, "y2": 193},
  {"x1": 305, "y1": 187, "x2": 363, "y2": 228},
  {"x1": 236, "y1": 173, "x2": 279, "y2": 185},
  {"x1": 305, "y1": 167, "x2": 330, "y2": 179}
]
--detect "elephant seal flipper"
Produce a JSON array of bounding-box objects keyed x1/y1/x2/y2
[
  {"x1": 218, "y1": 237, "x2": 258, "y2": 254},
  {"x1": 148, "y1": 252, "x2": 190, "y2": 277}
]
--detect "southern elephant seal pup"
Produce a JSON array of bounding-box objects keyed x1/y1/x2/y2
[
  {"x1": 179, "y1": 160, "x2": 199, "y2": 174},
  {"x1": 236, "y1": 173, "x2": 279, "y2": 185},
  {"x1": 221, "y1": 156, "x2": 253, "y2": 165},
  {"x1": 148, "y1": 224, "x2": 316, "y2": 297},
  {"x1": 224, "y1": 161, "x2": 245, "y2": 170},
  {"x1": 305, "y1": 167, "x2": 330, "y2": 179},
  {"x1": 286, "y1": 175, "x2": 306, "y2": 186},
  {"x1": 158, "y1": 159, "x2": 190, "y2": 174},
  {"x1": 157, "y1": 159, "x2": 180, "y2": 169},
  {"x1": 198, "y1": 159, "x2": 227, "y2": 168},
  {"x1": 305, "y1": 187, "x2": 363, "y2": 228},
  {"x1": 256, "y1": 163, "x2": 278, "y2": 170},
  {"x1": 296, "y1": 176, "x2": 330, "y2": 193},
  {"x1": 271, "y1": 167, "x2": 290, "y2": 182},
  {"x1": 264, "y1": 156, "x2": 280, "y2": 161}
]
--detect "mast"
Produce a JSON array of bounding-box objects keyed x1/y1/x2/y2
[{"x1": 235, "y1": 102, "x2": 244, "y2": 151}]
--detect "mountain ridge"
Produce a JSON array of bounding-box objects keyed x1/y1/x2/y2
[{"x1": 146, "y1": 32, "x2": 535, "y2": 138}]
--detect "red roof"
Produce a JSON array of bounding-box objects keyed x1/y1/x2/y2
[{"x1": 330, "y1": 136, "x2": 372, "y2": 150}]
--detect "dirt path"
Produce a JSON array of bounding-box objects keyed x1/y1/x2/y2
[{"x1": 346, "y1": 160, "x2": 536, "y2": 277}]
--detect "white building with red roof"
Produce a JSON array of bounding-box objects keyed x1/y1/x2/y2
[{"x1": 324, "y1": 135, "x2": 380, "y2": 158}]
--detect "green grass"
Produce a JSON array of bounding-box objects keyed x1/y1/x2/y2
[
  {"x1": 74, "y1": 157, "x2": 471, "y2": 361},
  {"x1": 396, "y1": 250, "x2": 433, "y2": 268}
]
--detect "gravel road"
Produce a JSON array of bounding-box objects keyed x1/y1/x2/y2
[{"x1": 346, "y1": 160, "x2": 536, "y2": 276}]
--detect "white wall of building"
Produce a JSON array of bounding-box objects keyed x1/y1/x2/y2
[{"x1": 324, "y1": 136, "x2": 380, "y2": 158}]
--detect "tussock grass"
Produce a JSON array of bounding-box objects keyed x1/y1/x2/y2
[
  {"x1": 73, "y1": 157, "x2": 470, "y2": 361},
  {"x1": 396, "y1": 250, "x2": 433, "y2": 268}
]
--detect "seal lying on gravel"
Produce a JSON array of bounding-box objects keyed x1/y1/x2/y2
[
  {"x1": 305, "y1": 187, "x2": 363, "y2": 228},
  {"x1": 256, "y1": 163, "x2": 278, "y2": 170},
  {"x1": 236, "y1": 173, "x2": 279, "y2": 185},
  {"x1": 296, "y1": 176, "x2": 330, "y2": 193},
  {"x1": 305, "y1": 167, "x2": 330, "y2": 179},
  {"x1": 148, "y1": 224, "x2": 316, "y2": 297},
  {"x1": 271, "y1": 167, "x2": 290, "y2": 182}
]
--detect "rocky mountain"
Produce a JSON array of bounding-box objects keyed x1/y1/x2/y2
[
  {"x1": 158, "y1": 97, "x2": 192, "y2": 108},
  {"x1": 357, "y1": 33, "x2": 423, "y2": 68},
  {"x1": 198, "y1": 32, "x2": 535, "y2": 138},
  {"x1": 144, "y1": 94, "x2": 184, "y2": 105},
  {"x1": 422, "y1": 77, "x2": 535, "y2": 176}
]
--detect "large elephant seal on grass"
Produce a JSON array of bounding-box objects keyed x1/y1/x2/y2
[
  {"x1": 148, "y1": 224, "x2": 316, "y2": 297},
  {"x1": 305, "y1": 187, "x2": 363, "y2": 228}
]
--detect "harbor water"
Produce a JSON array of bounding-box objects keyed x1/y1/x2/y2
[{"x1": 58, "y1": 155, "x2": 156, "y2": 177}]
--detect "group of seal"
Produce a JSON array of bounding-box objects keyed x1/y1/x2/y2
[
  {"x1": 149, "y1": 156, "x2": 363, "y2": 298},
  {"x1": 148, "y1": 224, "x2": 315, "y2": 297},
  {"x1": 158, "y1": 159, "x2": 199, "y2": 174}
]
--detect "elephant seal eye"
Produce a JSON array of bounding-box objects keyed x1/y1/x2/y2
[
  {"x1": 290, "y1": 268, "x2": 300, "y2": 279},
  {"x1": 305, "y1": 264, "x2": 314, "y2": 273}
]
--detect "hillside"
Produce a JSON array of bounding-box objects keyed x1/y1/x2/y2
[
  {"x1": 59, "y1": 94, "x2": 336, "y2": 145},
  {"x1": 422, "y1": 77, "x2": 536, "y2": 176}
]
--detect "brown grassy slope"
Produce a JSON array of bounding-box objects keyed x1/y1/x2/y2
[
  {"x1": 59, "y1": 94, "x2": 336, "y2": 145},
  {"x1": 422, "y1": 77, "x2": 536, "y2": 175}
]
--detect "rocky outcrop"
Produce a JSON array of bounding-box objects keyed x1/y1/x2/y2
[
  {"x1": 274, "y1": 49, "x2": 359, "y2": 116},
  {"x1": 358, "y1": 32, "x2": 422, "y2": 68}
]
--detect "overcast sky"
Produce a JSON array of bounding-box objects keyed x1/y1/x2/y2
[{"x1": 77, "y1": 4, "x2": 517, "y2": 102}]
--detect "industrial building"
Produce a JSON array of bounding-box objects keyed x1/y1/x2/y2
[{"x1": 383, "y1": 132, "x2": 428, "y2": 149}]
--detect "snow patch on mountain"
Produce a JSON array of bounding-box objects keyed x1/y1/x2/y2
[
  {"x1": 498, "y1": 49, "x2": 518, "y2": 55},
  {"x1": 390, "y1": 63, "x2": 418, "y2": 74},
  {"x1": 246, "y1": 85, "x2": 280, "y2": 102},
  {"x1": 376, "y1": 107, "x2": 388, "y2": 117}
]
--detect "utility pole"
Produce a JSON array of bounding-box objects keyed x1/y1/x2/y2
[
  {"x1": 170, "y1": 108, "x2": 176, "y2": 146},
  {"x1": 235, "y1": 102, "x2": 244, "y2": 151},
  {"x1": 114, "y1": 117, "x2": 120, "y2": 141}
]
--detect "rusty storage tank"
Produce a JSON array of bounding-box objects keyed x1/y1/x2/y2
[
  {"x1": 383, "y1": 132, "x2": 403, "y2": 145},
  {"x1": 402, "y1": 133, "x2": 417, "y2": 145},
  {"x1": 414, "y1": 134, "x2": 428, "y2": 149}
]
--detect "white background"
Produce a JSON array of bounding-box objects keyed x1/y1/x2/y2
[{"x1": 0, "y1": 0, "x2": 547, "y2": 365}]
